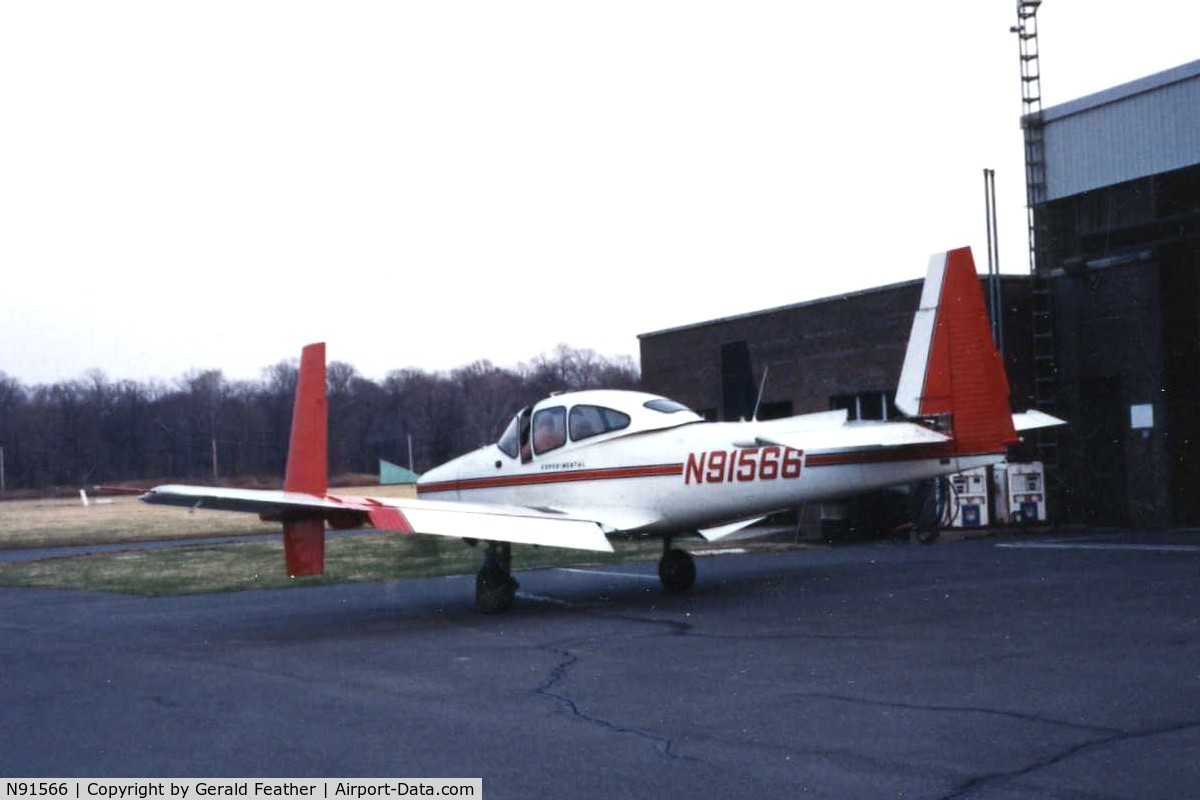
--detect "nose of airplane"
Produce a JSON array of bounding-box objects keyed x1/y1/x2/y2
[{"x1": 417, "y1": 458, "x2": 460, "y2": 500}]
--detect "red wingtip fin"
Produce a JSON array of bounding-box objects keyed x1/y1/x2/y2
[
  {"x1": 283, "y1": 518, "x2": 325, "y2": 577},
  {"x1": 282, "y1": 342, "x2": 328, "y2": 576},
  {"x1": 283, "y1": 342, "x2": 328, "y2": 496}
]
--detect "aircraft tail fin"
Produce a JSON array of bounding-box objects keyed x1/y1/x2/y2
[
  {"x1": 282, "y1": 342, "x2": 328, "y2": 576},
  {"x1": 895, "y1": 247, "x2": 1018, "y2": 455}
]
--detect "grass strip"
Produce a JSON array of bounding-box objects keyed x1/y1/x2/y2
[
  {"x1": 0, "y1": 485, "x2": 417, "y2": 550},
  {"x1": 0, "y1": 534, "x2": 667, "y2": 596}
]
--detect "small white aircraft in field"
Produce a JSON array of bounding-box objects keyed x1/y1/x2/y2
[{"x1": 143, "y1": 247, "x2": 1062, "y2": 612}]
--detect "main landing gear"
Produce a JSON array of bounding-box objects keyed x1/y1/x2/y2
[
  {"x1": 476, "y1": 541, "x2": 518, "y2": 614},
  {"x1": 474, "y1": 538, "x2": 696, "y2": 611},
  {"x1": 658, "y1": 538, "x2": 696, "y2": 593}
]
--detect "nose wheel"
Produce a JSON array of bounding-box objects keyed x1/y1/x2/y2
[
  {"x1": 476, "y1": 542, "x2": 518, "y2": 613},
  {"x1": 658, "y1": 540, "x2": 696, "y2": 593}
]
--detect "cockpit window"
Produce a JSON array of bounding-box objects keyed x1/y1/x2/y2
[
  {"x1": 570, "y1": 405, "x2": 631, "y2": 442},
  {"x1": 644, "y1": 398, "x2": 693, "y2": 414},
  {"x1": 532, "y1": 406, "x2": 567, "y2": 455},
  {"x1": 497, "y1": 415, "x2": 520, "y2": 458}
]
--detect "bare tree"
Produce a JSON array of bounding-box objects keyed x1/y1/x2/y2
[{"x1": 0, "y1": 344, "x2": 640, "y2": 489}]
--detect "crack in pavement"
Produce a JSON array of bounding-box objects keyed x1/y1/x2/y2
[
  {"x1": 527, "y1": 634, "x2": 972, "y2": 787},
  {"x1": 534, "y1": 643, "x2": 699, "y2": 763},
  {"x1": 790, "y1": 691, "x2": 1123, "y2": 736},
  {"x1": 529, "y1": 604, "x2": 1178, "y2": 793},
  {"x1": 933, "y1": 718, "x2": 1200, "y2": 800},
  {"x1": 581, "y1": 607, "x2": 886, "y2": 643},
  {"x1": 524, "y1": 606, "x2": 899, "y2": 776}
]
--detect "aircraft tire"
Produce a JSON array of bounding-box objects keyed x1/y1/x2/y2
[
  {"x1": 475, "y1": 567, "x2": 517, "y2": 614},
  {"x1": 658, "y1": 548, "x2": 696, "y2": 593}
]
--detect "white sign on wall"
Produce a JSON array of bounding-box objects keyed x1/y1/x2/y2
[{"x1": 1130, "y1": 403, "x2": 1154, "y2": 429}]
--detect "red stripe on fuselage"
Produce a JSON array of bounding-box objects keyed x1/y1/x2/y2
[{"x1": 417, "y1": 463, "x2": 684, "y2": 495}]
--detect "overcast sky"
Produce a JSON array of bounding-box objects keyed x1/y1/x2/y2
[{"x1": 2, "y1": 1, "x2": 1197, "y2": 385}]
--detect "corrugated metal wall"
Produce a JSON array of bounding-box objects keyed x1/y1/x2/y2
[{"x1": 1043, "y1": 63, "x2": 1200, "y2": 201}]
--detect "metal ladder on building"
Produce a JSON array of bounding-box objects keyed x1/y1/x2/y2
[
  {"x1": 1014, "y1": 0, "x2": 1061, "y2": 489},
  {"x1": 1017, "y1": 0, "x2": 1046, "y2": 245}
]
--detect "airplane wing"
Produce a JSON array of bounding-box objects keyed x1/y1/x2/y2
[{"x1": 140, "y1": 484, "x2": 614, "y2": 552}]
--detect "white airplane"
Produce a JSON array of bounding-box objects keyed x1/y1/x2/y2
[{"x1": 142, "y1": 247, "x2": 1063, "y2": 612}]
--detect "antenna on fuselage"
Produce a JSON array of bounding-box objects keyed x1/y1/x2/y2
[{"x1": 751, "y1": 366, "x2": 770, "y2": 421}]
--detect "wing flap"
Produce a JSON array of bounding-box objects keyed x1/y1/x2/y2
[
  {"x1": 392, "y1": 505, "x2": 611, "y2": 551},
  {"x1": 365, "y1": 506, "x2": 413, "y2": 533},
  {"x1": 538, "y1": 505, "x2": 664, "y2": 534}
]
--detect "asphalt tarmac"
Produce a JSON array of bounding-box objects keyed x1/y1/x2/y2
[{"x1": 1, "y1": 531, "x2": 1198, "y2": 800}]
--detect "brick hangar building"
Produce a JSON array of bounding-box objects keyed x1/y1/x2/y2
[{"x1": 639, "y1": 60, "x2": 1200, "y2": 530}]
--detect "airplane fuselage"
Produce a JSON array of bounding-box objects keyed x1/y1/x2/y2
[{"x1": 417, "y1": 400, "x2": 997, "y2": 536}]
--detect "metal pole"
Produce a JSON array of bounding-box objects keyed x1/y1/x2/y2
[
  {"x1": 983, "y1": 169, "x2": 993, "y2": 329},
  {"x1": 990, "y1": 170, "x2": 1005, "y2": 356},
  {"x1": 407, "y1": 434, "x2": 414, "y2": 472},
  {"x1": 983, "y1": 169, "x2": 1002, "y2": 352},
  {"x1": 211, "y1": 438, "x2": 218, "y2": 479},
  {"x1": 0, "y1": 446, "x2": 5, "y2": 493}
]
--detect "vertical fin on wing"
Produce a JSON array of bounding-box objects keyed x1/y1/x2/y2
[
  {"x1": 283, "y1": 517, "x2": 325, "y2": 577},
  {"x1": 895, "y1": 248, "x2": 1018, "y2": 454},
  {"x1": 284, "y1": 343, "x2": 328, "y2": 496},
  {"x1": 282, "y1": 342, "x2": 328, "y2": 576}
]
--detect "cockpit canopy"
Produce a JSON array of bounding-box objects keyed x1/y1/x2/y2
[{"x1": 495, "y1": 390, "x2": 703, "y2": 461}]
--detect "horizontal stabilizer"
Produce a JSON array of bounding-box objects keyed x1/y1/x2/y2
[
  {"x1": 755, "y1": 421, "x2": 949, "y2": 454},
  {"x1": 1012, "y1": 410, "x2": 1067, "y2": 432}
]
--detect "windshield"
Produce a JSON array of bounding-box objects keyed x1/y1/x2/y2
[
  {"x1": 532, "y1": 406, "x2": 567, "y2": 455},
  {"x1": 496, "y1": 415, "x2": 520, "y2": 458}
]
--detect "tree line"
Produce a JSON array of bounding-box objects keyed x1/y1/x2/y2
[{"x1": 0, "y1": 345, "x2": 640, "y2": 491}]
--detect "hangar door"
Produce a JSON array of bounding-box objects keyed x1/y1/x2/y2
[{"x1": 1075, "y1": 376, "x2": 1127, "y2": 526}]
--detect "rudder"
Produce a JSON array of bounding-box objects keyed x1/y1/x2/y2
[{"x1": 895, "y1": 248, "x2": 1018, "y2": 454}]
